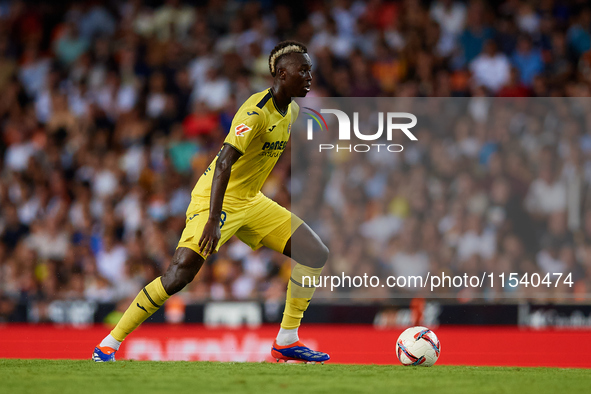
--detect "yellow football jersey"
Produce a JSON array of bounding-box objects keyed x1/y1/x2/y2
[{"x1": 192, "y1": 89, "x2": 299, "y2": 203}]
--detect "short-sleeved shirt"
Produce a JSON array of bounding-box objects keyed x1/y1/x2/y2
[{"x1": 192, "y1": 88, "x2": 299, "y2": 204}]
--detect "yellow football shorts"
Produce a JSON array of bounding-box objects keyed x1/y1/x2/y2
[{"x1": 177, "y1": 193, "x2": 303, "y2": 258}]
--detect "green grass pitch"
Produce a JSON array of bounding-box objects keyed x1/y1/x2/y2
[{"x1": 1, "y1": 359, "x2": 589, "y2": 394}]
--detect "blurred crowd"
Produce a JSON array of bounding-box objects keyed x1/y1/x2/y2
[
  {"x1": 2, "y1": 0, "x2": 591, "y2": 321},
  {"x1": 292, "y1": 97, "x2": 591, "y2": 301}
]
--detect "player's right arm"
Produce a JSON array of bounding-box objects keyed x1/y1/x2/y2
[
  {"x1": 197, "y1": 105, "x2": 266, "y2": 256},
  {"x1": 198, "y1": 144, "x2": 241, "y2": 256}
]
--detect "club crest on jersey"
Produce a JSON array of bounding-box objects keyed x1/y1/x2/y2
[{"x1": 235, "y1": 123, "x2": 251, "y2": 137}]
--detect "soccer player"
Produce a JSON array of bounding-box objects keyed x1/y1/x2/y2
[{"x1": 93, "y1": 41, "x2": 330, "y2": 364}]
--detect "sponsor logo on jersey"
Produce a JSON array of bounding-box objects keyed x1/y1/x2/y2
[
  {"x1": 235, "y1": 123, "x2": 251, "y2": 137},
  {"x1": 262, "y1": 141, "x2": 288, "y2": 151},
  {"x1": 268, "y1": 125, "x2": 276, "y2": 132},
  {"x1": 247, "y1": 111, "x2": 259, "y2": 116}
]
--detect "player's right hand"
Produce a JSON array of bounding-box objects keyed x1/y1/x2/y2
[{"x1": 198, "y1": 218, "x2": 221, "y2": 257}]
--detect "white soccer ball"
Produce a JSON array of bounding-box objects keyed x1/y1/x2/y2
[{"x1": 396, "y1": 326, "x2": 441, "y2": 367}]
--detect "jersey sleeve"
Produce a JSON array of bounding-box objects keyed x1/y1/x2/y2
[
  {"x1": 223, "y1": 105, "x2": 267, "y2": 155},
  {"x1": 290, "y1": 100, "x2": 300, "y2": 123}
]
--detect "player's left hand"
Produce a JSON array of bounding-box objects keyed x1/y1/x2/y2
[{"x1": 198, "y1": 218, "x2": 221, "y2": 257}]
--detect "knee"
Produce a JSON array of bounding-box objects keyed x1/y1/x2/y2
[
  {"x1": 162, "y1": 263, "x2": 193, "y2": 295},
  {"x1": 305, "y1": 241, "x2": 329, "y2": 269},
  {"x1": 318, "y1": 242, "x2": 329, "y2": 265},
  {"x1": 161, "y1": 249, "x2": 203, "y2": 294}
]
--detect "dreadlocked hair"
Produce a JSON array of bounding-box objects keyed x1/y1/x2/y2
[{"x1": 268, "y1": 41, "x2": 308, "y2": 77}]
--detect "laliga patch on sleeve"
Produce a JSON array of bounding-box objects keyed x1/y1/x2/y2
[{"x1": 235, "y1": 123, "x2": 251, "y2": 137}]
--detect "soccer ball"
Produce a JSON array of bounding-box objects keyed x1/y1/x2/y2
[{"x1": 396, "y1": 326, "x2": 441, "y2": 367}]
